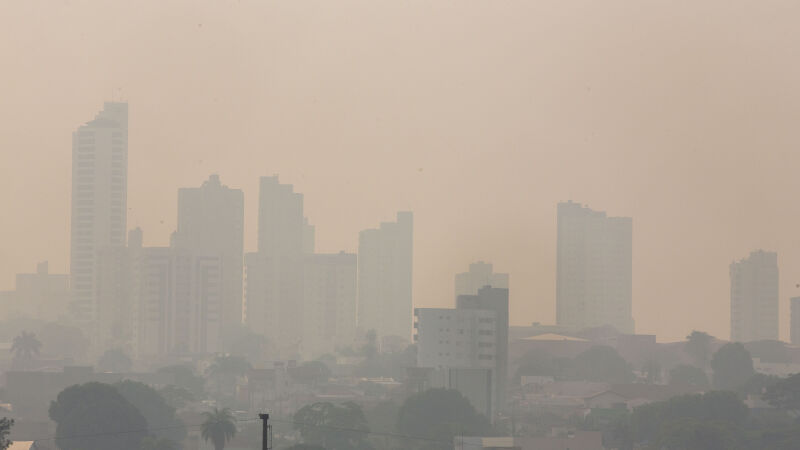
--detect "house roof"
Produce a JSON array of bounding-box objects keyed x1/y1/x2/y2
[{"x1": 520, "y1": 333, "x2": 588, "y2": 342}]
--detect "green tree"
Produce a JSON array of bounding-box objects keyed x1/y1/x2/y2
[
  {"x1": 362, "y1": 329, "x2": 378, "y2": 359},
  {"x1": 157, "y1": 365, "x2": 205, "y2": 399},
  {"x1": 685, "y1": 331, "x2": 714, "y2": 368},
  {"x1": 11, "y1": 331, "x2": 41, "y2": 368},
  {"x1": 206, "y1": 355, "x2": 251, "y2": 397},
  {"x1": 572, "y1": 346, "x2": 635, "y2": 383},
  {"x1": 397, "y1": 388, "x2": 493, "y2": 449},
  {"x1": 514, "y1": 348, "x2": 560, "y2": 381},
  {"x1": 201, "y1": 408, "x2": 237, "y2": 450},
  {"x1": 290, "y1": 361, "x2": 332, "y2": 386},
  {"x1": 642, "y1": 359, "x2": 662, "y2": 384},
  {"x1": 711, "y1": 343, "x2": 755, "y2": 390},
  {"x1": 630, "y1": 391, "x2": 748, "y2": 444},
  {"x1": 158, "y1": 385, "x2": 195, "y2": 409},
  {"x1": 657, "y1": 418, "x2": 746, "y2": 450},
  {"x1": 294, "y1": 401, "x2": 372, "y2": 450},
  {"x1": 49, "y1": 382, "x2": 147, "y2": 450},
  {"x1": 115, "y1": 380, "x2": 187, "y2": 444},
  {"x1": 139, "y1": 436, "x2": 178, "y2": 450},
  {"x1": 668, "y1": 364, "x2": 709, "y2": 388},
  {"x1": 98, "y1": 348, "x2": 133, "y2": 373},
  {"x1": 0, "y1": 418, "x2": 13, "y2": 450},
  {"x1": 763, "y1": 372, "x2": 800, "y2": 412},
  {"x1": 224, "y1": 325, "x2": 269, "y2": 362}
]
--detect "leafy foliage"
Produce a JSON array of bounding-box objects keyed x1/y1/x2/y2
[
  {"x1": 397, "y1": 388, "x2": 494, "y2": 449},
  {"x1": 156, "y1": 365, "x2": 206, "y2": 400},
  {"x1": 763, "y1": 372, "x2": 800, "y2": 412},
  {"x1": 668, "y1": 364, "x2": 709, "y2": 388},
  {"x1": 11, "y1": 330, "x2": 41, "y2": 367},
  {"x1": 49, "y1": 382, "x2": 147, "y2": 450},
  {"x1": 201, "y1": 407, "x2": 237, "y2": 450},
  {"x1": 685, "y1": 331, "x2": 714, "y2": 368},
  {"x1": 710, "y1": 343, "x2": 755, "y2": 390},
  {"x1": 294, "y1": 401, "x2": 372, "y2": 450},
  {"x1": 0, "y1": 418, "x2": 12, "y2": 450},
  {"x1": 289, "y1": 361, "x2": 332, "y2": 386},
  {"x1": 115, "y1": 380, "x2": 187, "y2": 443}
]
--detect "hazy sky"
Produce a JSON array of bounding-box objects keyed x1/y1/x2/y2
[{"x1": 3, "y1": 0, "x2": 800, "y2": 342}]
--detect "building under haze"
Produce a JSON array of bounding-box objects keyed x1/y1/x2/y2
[
  {"x1": 245, "y1": 176, "x2": 307, "y2": 358},
  {"x1": 357, "y1": 212, "x2": 413, "y2": 341},
  {"x1": 69, "y1": 102, "x2": 128, "y2": 326},
  {"x1": 415, "y1": 307, "x2": 498, "y2": 418},
  {"x1": 455, "y1": 261, "x2": 508, "y2": 298},
  {"x1": 302, "y1": 252, "x2": 357, "y2": 360},
  {"x1": 131, "y1": 232, "x2": 222, "y2": 357},
  {"x1": 791, "y1": 297, "x2": 800, "y2": 345},
  {"x1": 556, "y1": 201, "x2": 634, "y2": 334},
  {"x1": 0, "y1": 262, "x2": 69, "y2": 322},
  {"x1": 177, "y1": 174, "x2": 244, "y2": 333},
  {"x1": 730, "y1": 250, "x2": 779, "y2": 343}
]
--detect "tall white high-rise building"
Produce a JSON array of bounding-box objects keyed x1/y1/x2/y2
[
  {"x1": 455, "y1": 261, "x2": 509, "y2": 298},
  {"x1": 358, "y1": 212, "x2": 413, "y2": 340},
  {"x1": 302, "y1": 252, "x2": 357, "y2": 360},
  {"x1": 730, "y1": 250, "x2": 779, "y2": 342},
  {"x1": 177, "y1": 174, "x2": 244, "y2": 332},
  {"x1": 245, "y1": 176, "x2": 305, "y2": 358},
  {"x1": 556, "y1": 201, "x2": 633, "y2": 333},
  {"x1": 70, "y1": 102, "x2": 128, "y2": 324}
]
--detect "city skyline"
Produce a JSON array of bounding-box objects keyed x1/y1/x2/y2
[{"x1": 5, "y1": 1, "x2": 800, "y2": 342}]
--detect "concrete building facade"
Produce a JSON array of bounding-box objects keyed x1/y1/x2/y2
[
  {"x1": 357, "y1": 211, "x2": 413, "y2": 341},
  {"x1": 177, "y1": 174, "x2": 244, "y2": 332},
  {"x1": 455, "y1": 261, "x2": 508, "y2": 298},
  {"x1": 556, "y1": 201, "x2": 633, "y2": 333},
  {"x1": 69, "y1": 102, "x2": 128, "y2": 325},
  {"x1": 730, "y1": 250, "x2": 779, "y2": 342}
]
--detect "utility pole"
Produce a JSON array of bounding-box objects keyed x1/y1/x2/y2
[{"x1": 259, "y1": 413, "x2": 271, "y2": 450}]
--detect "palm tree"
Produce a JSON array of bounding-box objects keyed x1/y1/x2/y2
[
  {"x1": 12, "y1": 331, "x2": 41, "y2": 368},
  {"x1": 201, "y1": 408, "x2": 236, "y2": 450}
]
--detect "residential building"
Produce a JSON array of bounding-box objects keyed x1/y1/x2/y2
[
  {"x1": 358, "y1": 211, "x2": 413, "y2": 341},
  {"x1": 458, "y1": 286, "x2": 510, "y2": 409},
  {"x1": 556, "y1": 201, "x2": 633, "y2": 333},
  {"x1": 792, "y1": 297, "x2": 800, "y2": 345},
  {"x1": 131, "y1": 232, "x2": 222, "y2": 357},
  {"x1": 301, "y1": 252, "x2": 357, "y2": 360},
  {"x1": 245, "y1": 176, "x2": 305, "y2": 358},
  {"x1": 70, "y1": 102, "x2": 128, "y2": 325},
  {"x1": 455, "y1": 261, "x2": 508, "y2": 298},
  {"x1": 415, "y1": 307, "x2": 497, "y2": 417},
  {"x1": 4, "y1": 262, "x2": 69, "y2": 322},
  {"x1": 177, "y1": 174, "x2": 244, "y2": 331},
  {"x1": 730, "y1": 250, "x2": 779, "y2": 342}
]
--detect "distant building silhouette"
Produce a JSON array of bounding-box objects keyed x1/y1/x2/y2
[
  {"x1": 69, "y1": 102, "x2": 128, "y2": 327},
  {"x1": 556, "y1": 201, "x2": 634, "y2": 334},
  {"x1": 131, "y1": 230, "x2": 223, "y2": 357},
  {"x1": 245, "y1": 176, "x2": 305, "y2": 358},
  {"x1": 455, "y1": 261, "x2": 508, "y2": 298},
  {"x1": 791, "y1": 297, "x2": 800, "y2": 345},
  {"x1": 177, "y1": 174, "x2": 244, "y2": 333},
  {"x1": 302, "y1": 252, "x2": 357, "y2": 359},
  {"x1": 730, "y1": 250, "x2": 779, "y2": 342},
  {"x1": 0, "y1": 262, "x2": 69, "y2": 322},
  {"x1": 357, "y1": 211, "x2": 413, "y2": 341}
]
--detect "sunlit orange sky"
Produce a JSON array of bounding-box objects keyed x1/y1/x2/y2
[{"x1": 3, "y1": 0, "x2": 800, "y2": 342}]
